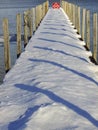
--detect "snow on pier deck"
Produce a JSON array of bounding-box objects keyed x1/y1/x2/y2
[{"x1": 0, "y1": 8, "x2": 98, "y2": 130}]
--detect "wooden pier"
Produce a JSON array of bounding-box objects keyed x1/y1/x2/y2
[{"x1": 0, "y1": 1, "x2": 98, "y2": 129}]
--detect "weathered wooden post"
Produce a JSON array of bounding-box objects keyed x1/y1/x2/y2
[
  {"x1": 38, "y1": 5, "x2": 41, "y2": 25},
  {"x1": 41, "y1": 4, "x2": 43, "y2": 20},
  {"x1": 61, "y1": 0, "x2": 64, "y2": 9},
  {"x1": 3, "y1": 18, "x2": 11, "y2": 73},
  {"x1": 73, "y1": 4, "x2": 76, "y2": 28},
  {"x1": 39, "y1": 5, "x2": 42, "y2": 22},
  {"x1": 93, "y1": 13, "x2": 98, "y2": 63},
  {"x1": 71, "y1": 3, "x2": 73, "y2": 23},
  {"x1": 63, "y1": 1, "x2": 66, "y2": 13},
  {"x1": 67, "y1": 3, "x2": 69, "y2": 17},
  {"x1": 69, "y1": 3, "x2": 71, "y2": 21},
  {"x1": 68, "y1": 3, "x2": 70, "y2": 17},
  {"x1": 37, "y1": 5, "x2": 40, "y2": 26},
  {"x1": 81, "y1": 8, "x2": 86, "y2": 41},
  {"x1": 66, "y1": 2, "x2": 68, "y2": 15},
  {"x1": 77, "y1": 6, "x2": 81, "y2": 34},
  {"x1": 35, "y1": 5, "x2": 41, "y2": 30},
  {"x1": 75, "y1": 5, "x2": 78, "y2": 31},
  {"x1": 16, "y1": 13, "x2": 21, "y2": 58},
  {"x1": 45, "y1": 1, "x2": 48, "y2": 14},
  {"x1": 65, "y1": 1, "x2": 67, "y2": 13},
  {"x1": 86, "y1": 10, "x2": 90, "y2": 50},
  {"x1": 35, "y1": 6, "x2": 38, "y2": 29},
  {"x1": 28, "y1": 9, "x2": 33, "y2": 38},
  {"x1": 24, "y1": 11, "x2": 28, "y2": 47},
  {"x1": 64, "y1": 1, "x2": 66, "y2": 13},
  {"x1": 32, "y1": 7, "x2": 36, "y2": 33},
  {"x1": 42, "y1": 2, "x2": 45, "y2": 18},
  {"x1": 74, "y1": 5, "x2": 77, "y2": 29}
]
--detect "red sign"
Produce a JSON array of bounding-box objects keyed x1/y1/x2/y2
[{"x1": 52, "y1": 2, "x2": 60, "y2": 9}]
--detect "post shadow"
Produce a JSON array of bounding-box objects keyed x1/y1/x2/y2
[
  {"x1": 40, "y1": 31, "x2": 78, "y2": 40},
  {"x1": 8, "y1": 106, "x2": 40, "y2": 130},
  {"x1": 15, "y1": 83, "x2": 98, "y2": 127},
  {"x1": 8, "y1": 102, "x2": 51, "y2": 130},
  {"x1": 38, "y1": 38, "x2": 83, "y2": 50},
  {"x1": 29, "y1": 58, "x2": 98, "y2": 86},
  {"x1": 33, "y1": 46, "x2": 89, "y2": 63}
]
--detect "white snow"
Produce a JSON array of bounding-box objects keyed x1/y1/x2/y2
[{"x1": 0, "y1": 8, "x2": 98, "y2": 130}]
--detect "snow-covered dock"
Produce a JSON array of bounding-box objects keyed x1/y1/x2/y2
[{"x1": 0, "y1": 8, "x2": 98, "y2": 130}]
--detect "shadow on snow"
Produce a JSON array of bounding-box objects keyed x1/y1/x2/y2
[
  {"x1": 40, "y1": 31, "x2": 78, "y2": 41},
  {"x1": 8, "y1": 83, "x2": 98, "y2": 129},
  {"x1": 29, "y1": 58, "x2": 98, "y2": 86},
  {"x1": 8, "y1": 106, "x2": 40, "y2": 130},
  {"x1": 33, "y1": 46, "x2": 89, "y2": 63},
  {"x1": 38, "y1": 38, "x2": 83, "y2": 50}
]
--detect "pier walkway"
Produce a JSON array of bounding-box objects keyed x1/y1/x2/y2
[{"x1": 0, "y1": 8, "x2": 98, "y2": 130}]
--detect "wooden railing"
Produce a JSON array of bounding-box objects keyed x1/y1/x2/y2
[
  {"x1": 62, "y1": 1, "x2": 98, "y2": 65},
  {"x1": 2, "y1": 1, "x2": 49, "y2": 73}
]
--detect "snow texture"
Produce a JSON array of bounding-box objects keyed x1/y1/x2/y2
[{"x1": 0, "y1": 8, "x2": 98, "y2": 130}]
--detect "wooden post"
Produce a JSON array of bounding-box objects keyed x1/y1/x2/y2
[
  {"x1": 41, "y1": 5, "x2": 43, "y2": 21},
  {"x1": 73, "y1": 4, "x2": 76, "y2": 28},
  {"x1": 74, "y1": 5, "x2": 77, "y2": 29},
  {"x1": 42, "y1": 4, "x2": 44, "y2": 19},
  {"x1": 86, "y1": 10, "x2": 90, "y2": 50},
  {"x1": 40, "y1": 5, "x2": 42, "y2": 22},
  {"x1": 63, "y1": 1, "x2": 66, "y2": 13},
  {"x1": 2, "y1": 18, "x2": 11, "y2": 73},
  {"x1": 71, "y1": 3, "x2": 73, "y2": 23},
  {"x1": 32, "y1": 8, "x2": 36, "y2": 33},
  {"x1": 38, "y1": 5, "x2": 40, "y2": 26},
  {"x1": 61, "y1": 0, "x2": 64, "y2": 9},
  {"x1": 67, "y1": 3, "x2": 69, "y2": 16},
  {"x1": 23, "y1": 11, "x2": 28, "y2": 47},
  {"x1": 82, "y1": 8, "x2": 86, "y2": 41},
  {"x1": 69, "y1": 3, "x2": 71, "y2": 22},
  {"x1": 38, "y1": 5, "x2": 41, "y2": 24},
  {"x1": 28, "y1": 9, "x2": 33, "y2": 38},
  {"x1": 16, "y1": 13, "x2": 21, "y2": 58},
  {"x1": 65, "y1": 2, "x2": 67, "y2": 13},
  {"x1": 42, "y1": 2, "x2": 45, "y2": 18},
  {"x1": 75, "y1": 5, "x2": 78, "y2": 30},
  {"x1": 45, "y1": 1, "x2": 48, "y2": 14},
  {"x1": 93, "y1": 13, "x2": 98, "y2": 63},
  {"x1": 37, "y1": 5, "x2": 40, "y2": 26},
  {"x1": 63, "y1": 1, "x2": 65, "y2": 13},
  {"x1": 35, "y1": 6, "x2": 38, "y2": 29},
  {"x1": 78, "y1": 7, "x2": 81, "y2": 34}
]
